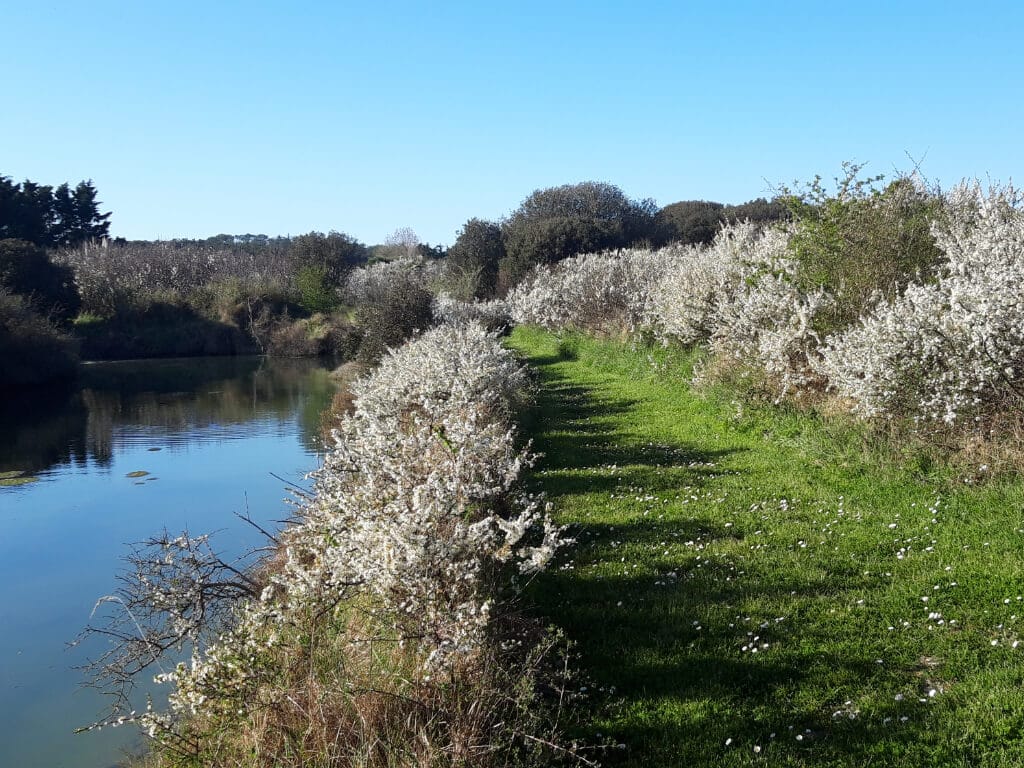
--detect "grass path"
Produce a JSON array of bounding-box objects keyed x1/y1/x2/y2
[{"x1": 507, "y1": 326, "x2": 1024, "y2": 767}]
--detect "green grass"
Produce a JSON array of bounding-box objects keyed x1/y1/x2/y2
[{"x1": 507, "y1": 326, "x2": 1024, "y2": 768}]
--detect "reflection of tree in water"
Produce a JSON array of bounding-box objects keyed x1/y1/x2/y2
[
  {"x1": 0, "y1": 388, "x2": 90, "y2": 474},
  {"x1": 0, "y1": 357, "x2": 337, "y2": 475}
]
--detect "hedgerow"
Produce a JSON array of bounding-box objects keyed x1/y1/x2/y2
[{"x1": 83, "y1": 321, "x2": 577, "y2": 767}]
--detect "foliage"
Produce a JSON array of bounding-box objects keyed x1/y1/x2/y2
[
  {"x1": 509, "y1": 222, "x2": 830, "y2": 396},
  {"x1": 817, "y1": 183, "x2": 1024, "y2": 423},
  {"x1": 508, "y1": 247, "x2": 678, "y2": 335},
  {"x1": 345, "y1": 258, "x2": 437, "y2": 363},
  {"x1": 0, "y1": 238, "x2": 80, "y2": 322},
  {"x1": 654, "y1": 198, "x2": 788, "y2": 247},
  {"x1": 445, "y1": 218, "x2": 505, "y2": 299},
  {"x1": 500, "y1": 181, "x2": 658, "y2": 291},
  {"x1": 265, "y1": 312, "x2": 362, "y2": 358},
  {"x1": 82, "y1": 322, "x2": 576, "y2": 767},
  {"x1": 294, "y1": 265, "x2": 339, "y2": 313},
  {"x1": 56, "y1": 239, "x2": 296, "y2": 318},
  {"x1": 0, "y1": 288, "x2": 78, "y2": 388},
  {"x1": 289, "y1": 230, "x2": 368, "y2": 285},
  {"x1": 0, "y1": 174, "x2": 110, "y2": 248},
  {"x1": 432, "y1": 293, "x2": 511, "y2": 332},
  {"x1": 655, "y1": 200, "x2": 726, "y2": 245},
  {"x1": 779, "y1": 163, "x2": 944, "y2": 332}
]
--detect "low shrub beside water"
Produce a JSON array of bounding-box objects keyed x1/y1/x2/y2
[
  {"x1": 0, "y1": 288, "x2": 78, "y2": 389},
  {"x1": 82, "y1": 321, "x2": 581, "y2": 767}
]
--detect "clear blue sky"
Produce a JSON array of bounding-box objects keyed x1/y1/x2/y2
[{"x1": 4, "y1": 0, "x2": 1022, "y2": 245}]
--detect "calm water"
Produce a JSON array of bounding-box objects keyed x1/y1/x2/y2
[{"x1": 0, "y1": 356, "x2": 338, "y2": 767}]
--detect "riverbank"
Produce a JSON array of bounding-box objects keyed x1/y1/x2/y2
[{"x1": 509, "y1": 326, "x2": 1024, "y2": 767}]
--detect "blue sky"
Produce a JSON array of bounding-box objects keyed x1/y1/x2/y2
[{"x1": 4, "y1": 1, "x2": 1022, "y2": 245}]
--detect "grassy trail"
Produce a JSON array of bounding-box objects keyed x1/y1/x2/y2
[{"x1": 507, "y1": 326, "x2": 1024, "y2": 767}]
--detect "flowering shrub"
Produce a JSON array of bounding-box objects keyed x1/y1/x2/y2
[
  {"x1": 508, "y1": 223, "x2": 831, "y2": 395},
  {"x1": 56, "y1": 239, "x2": 295, "y2": 316},
  {"x1": 508, "y1": 247, "x2": 679, "y2": 333},
  {"x1": 432, "y1": 292, "x2": 511, "y2": 331},
  {"x1": 817, "y1": 184, "x2": 1024, "y2": 423},
  {"x1": 345, "y1": 258, "x2": 438, "y2": 362},
  {"x1": 276, "y1": 322, "x2": 563, "y2": 665},
  {"x1": 702, "y1": 225, "x2": 832, "y2": 395},
  {"x1": 85, "y1": 321, "x2": 572, "y2": 765}
]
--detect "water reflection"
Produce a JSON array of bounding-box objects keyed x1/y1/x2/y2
[
  {"x1": 0, "y1": 356, "x2": 336, "y2": 476},
  {"x1": 0, "y1": 355, "x2": 337, "y2": 768}
]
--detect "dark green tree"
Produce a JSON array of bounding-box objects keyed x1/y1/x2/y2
[
  {"x1": 0, "y1": 175, "x2": 110, "y2": 248},
  {"x1": 446, "y1": 218, "x2": 504, "y2": 299},
  {"x1": 289, "y1": 231, "x2": 368, "y2": 284},
  {"x1": 655, "y1": 197, "x2": 788, "y2": 246},
  {"x1": 499, "y1": 181, "x2": 658, "y2": 291},
  {"x1": 655, "y1": 200, "x2": 726, "y2": 246}
]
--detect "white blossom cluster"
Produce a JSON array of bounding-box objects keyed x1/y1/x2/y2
[
  {"x1": 508, "y1": 224, "x2": 830, "y2": 393},
  {"x1": 704, "y1": 226, "x2": 832, "y2": 395},
  {"x1": 432, "y1": 292, "x2": 511, "y2": 331},
  {"x1": 343, "y1": 257, "x2": 438, "y2": 305},
  {"x1": 153, "y1": 321, "x2": 567, "y2": 730},
  {"x1": 817, "y1": 184, "x2": 1024, "y2": 422},
  {"x1": 508, "y1": 247, "x2": 681, "y2": 333}
]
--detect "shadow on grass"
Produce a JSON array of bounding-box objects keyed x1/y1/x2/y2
[{"x1": 517, "y1": 354, "x2": 940, "y2": 766}]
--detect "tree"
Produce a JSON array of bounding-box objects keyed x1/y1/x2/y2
[
  {"x1": 445, "y1": 218, "x2": 505, "y2": 299},
  {"x1": 655, "y1": 197, "x2": 788, "y2": 246},
  {"x1": 655, "y1": 200, "x2": 726, "y2": 246},
  {"x1": 373, "y1": 226, "x2": 421, "y2": 262},
  {"x1": 289, "y1": 231, "x2": 368, "y2": 285},
  {"x1": 0, "y1": 174, "x2": 111, "y2": 248},
  {"x1": 499, "y1": 181, "x2": 657, "y2": 291}
]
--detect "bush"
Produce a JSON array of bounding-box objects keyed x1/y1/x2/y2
[
  {"x1": 265, "y1": 312, "x2": 361, "y2": 358},
  {"x1": 509, "y1": 247, "x2": 677, "y2": 334},
  {"x1": 780, "y1": 163, "x2": 944, "y2": 333},
  {"x1": 0, "y1": 288, "x2": 78, "y2": 388},
  {"x1": 83, "y1": 322, "x2": 574, "y2": 767},
  {"x1": 345, "y1": 259, "x2": 436, "y2": 363},
  {"x1": 56, "y1": 239, "x2": 295, "y2": 318},
  {"x1": 500, "y1": 181, "x2": 658, "y2": 292},
  {"x1": 433, "y1": 293, "x2": 511, "y2": 332},
  {"x1": 294, "y1": 265, "x2": 339, "y2": 313},
  {"x1": 0, "y1": 238, "x2": 80, "y2": 322},
  {"x1": 817, "y1": 183, "x2": 1024, "y2": 423},
  {"x1": 444, "y1": 218, "x2": 504, "y2": 299}
]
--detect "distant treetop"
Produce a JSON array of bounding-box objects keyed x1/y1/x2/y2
[{"x1": 0, "y1": 174, "x2": 111, "y2": 249}]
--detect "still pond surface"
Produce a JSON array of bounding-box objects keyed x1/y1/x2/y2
[{"x1": 0, "y1": 356, "x2": 337, "y2": 767}]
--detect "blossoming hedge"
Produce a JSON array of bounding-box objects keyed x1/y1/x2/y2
[
  {"x1": 139, "y1": 321, "x2": 568, "y2": 762},
  {"x1": 508, "y1": 184, "x2": 1024, "y2": 424}
]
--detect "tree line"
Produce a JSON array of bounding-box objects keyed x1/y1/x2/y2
[{"x1": 0, "y1": 175, "x2": 111, "y2": 248}]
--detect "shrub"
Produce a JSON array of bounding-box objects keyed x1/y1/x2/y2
[
  {"x1": 56, "y1": 239, "x2": 294, "y2": 317},
  {"x1": 294, "y1": 264, "x2": 339, "y2": 313},
  {"x1": 780, "y1": 163, "x2": 944, "y2": 333},
  {"x1": 817, "y1": 183, "x2": 1024, "y2": 423},
  {"x1": 432, "y1": 293, "x2": 511, "y2": 332},
  {"x1": 444, "y1": 218, "x2": 505, "y2": 299},
  {"x1": 508, "y1": 247, "x2": 678, "y2": 334},
  {"x1": 345, "y1": 259, "x2": 436, "y2": 363},
  {"x1": 0, "y1": 288, "x2": 78, "y2": 388},
  {"x1": 83, "y1": 322, "x2": 574, "y2": 767},
  {"x1": 0, "y1": 238, "x2": 80, "y2": 322},
  {"x1": 500, "y1": 181, "x2": 658, "y2": 292},
  {"x1": 265, "y1": 312, "x2": 362, "y2": 358}
]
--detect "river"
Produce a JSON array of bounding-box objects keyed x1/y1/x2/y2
[{"x1": 0, "y1": 356, "x2": 338, "y2": 767}]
